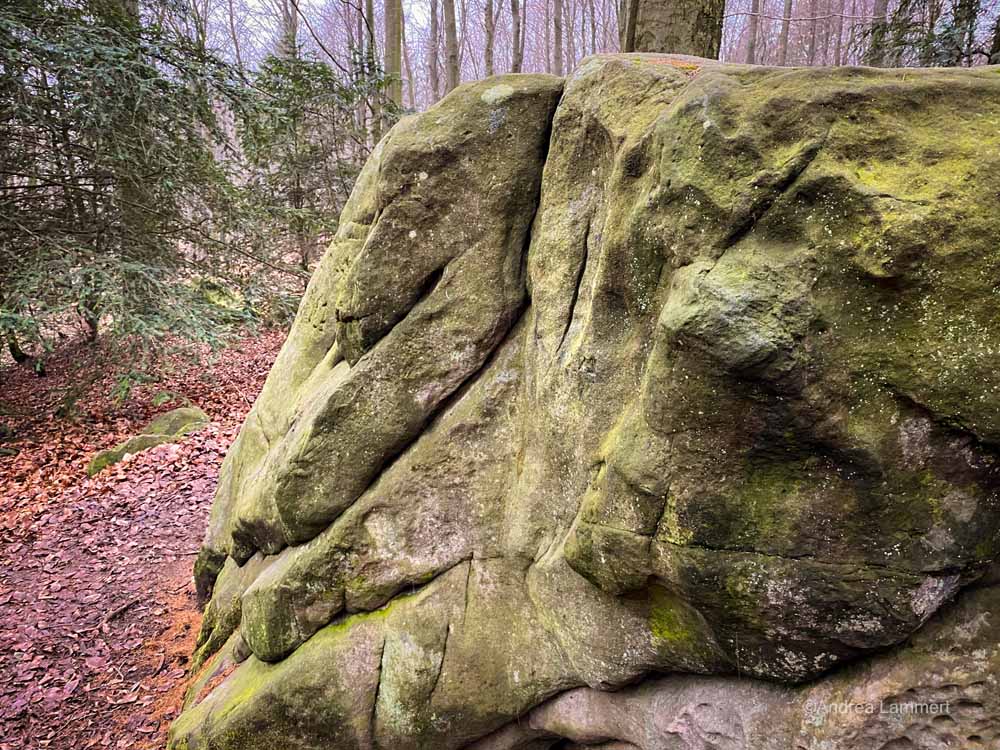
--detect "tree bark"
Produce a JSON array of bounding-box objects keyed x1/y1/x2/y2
[
  {"x1": 543, "y1": 0, "x2": 551, "y2": 71},
  {"x1": 444, "y1": 0, "x2": 460, "y2": 91},
  {"x1": 865, "y1": 0, "x2": 890, "y2": 66},
  {"x1": 618, "y1": 0, "x2": 627, "y2": 48},
  {"x1": 587, "y1": 0, "x2": 597, "y2": 55},
  {"x1": 833, "y1": 0, "x2": 846, "y2": 64},
  {"x1": 632, "y1": 0, "x2": 724, "y2": 57},
  {"x1": 429, "y1": 0, "x2": 441, "y2": 99},
  {"x1": 384, "y1": 0, "x2": 402, "y2": 107},
  {"x1": 554, "y1": 0, "x2": 565, "y2": 74},
  {"x1": 820, "y1": 0, "x2": 833, "y2": 64},
  {"x1": 511, "y1": 0, "x2": 523, "y2": 71},
  {"x1": 365, "y1": 0, "x2": 381, "y2": 142},
  {"x1": 846, "y1": 0, "x2": 858, "y2": 63},
  {"x1": 952, "y1": 0, "x2": 981, "y2": 66},
  {"x1": 401, "y1": 4, "x2": 416, "y2": 108},
  {"x1": 746, "y1": 0, "x2": 760, "y2": 63},
  {"x1": 807, "y1": 0, "x2": 818, "y2": 64},
  {"x1": 485, "y1": 0, "x2": 496, "y2": 75},
  {"x1": 278, "y1": 0, "x2": 299, "y2": 58},
  {"x1": 226, "y1": 0, "x2": 244, "y2": 69},
  {"x1": 623, "y1": 0, "x2": 639, "y2": 50},
  {"x1": 519, "y1": 0, "x2": 527, "y2": 65},
  {"x1": 778, "y1": 0, "x2": 793, "y2": 64},
  {"x1": 921, "y1": 0, "x2": 943, "y2": 65},
  {"x1": 566, "y1": 0, "x2": 577, "y2": 70}
]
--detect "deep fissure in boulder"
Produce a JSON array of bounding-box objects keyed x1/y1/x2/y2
[{"x1": 172, "y1": 55, "x2": 1000, "y2": 750}]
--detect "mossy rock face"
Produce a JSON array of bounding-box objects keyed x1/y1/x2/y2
[
  {"x1": 172, "y1": 58, "x2": 1000, "y2": 750},
  {"x1": 87, "y1": 406, "x2": 208, "y2": 475},
  {"x1": 141, "y1": 406, "x2": 209, "y2": 437}
]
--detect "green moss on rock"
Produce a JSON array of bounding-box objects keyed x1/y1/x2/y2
[{"x1": 87, "y1": 406, "x2": 208, "y2": 475}]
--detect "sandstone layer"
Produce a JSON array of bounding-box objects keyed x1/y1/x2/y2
[{"x1": 171, "y1": 56, "x2": 1000, "y2": 750}]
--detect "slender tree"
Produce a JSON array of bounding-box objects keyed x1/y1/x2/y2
[
  {"x1": 832, "y1": 0, "x2": 846, "y2": 63},
  {"x1": 511, "y1": 0, "x2": 524, "y2": 71},
  {"x1": 384, "y1": 0, "x2": 402, "y2": 106},
  {"x1": 778, "y1": 0, "x2": 793, "y2": 63},
  {"x1": 820, "y1": 0, "x2": 833, "y2": 63},
  {"x1": 226, "y1": 0, "x2": 245, "y2": 69},
  {"x1": 951, "y1": 0, "x2": 983, "y2": 65},
  {"x1": 444, "y1": 0, "x2": 460, "y2": 91},
  {"x1": 365, "y1": 0, "x2": 381, "y2": 140},
  {"x1": 866, "y1": 0, "x2": 891, "y2": 65},
  {"x1": 807, "y1": 0, "x2": 819, "y2": 63},
  {"x1": 622, "y1": 0, "x2": 639, "y2": 50},
  {"x1": 587, "y1": 0, "x2": 597, "y2": 55},
  {"x1": 544, "y1": 0, "x2": 552, "y2": 70},
  {"x1": 485, "y1": 0, "x2": 496, "y2": 75},
  {"x1": 554, "y1": 0, "x2": 565, "y2": 73},
  {"x1": 922, "y1": 0, "x2": 945, "y2": 64},
  {"x1": 429, "y1": 0, "x2": 441, "y2": 99},
  {"x1": 747, "y1": 0, "x2": 760, "y2": 62},
  {"x1": 566, "y1": 0, "x2": 576, "y2": 68},
  {"x1": 401, "y1": 4, "x2": 416, "y2": 107},
  {"x1": 277, "y1": 0, "x2": 299, "y2": 59},
  {"x1": 519, "y1": 0, "x2": 527, "y2": 64}
]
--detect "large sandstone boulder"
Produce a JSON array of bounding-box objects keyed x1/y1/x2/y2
[{"x1": 171, "y1": 57, "x2": 1000, "y2": 749}]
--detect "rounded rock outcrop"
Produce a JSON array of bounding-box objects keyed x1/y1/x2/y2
[{"x1": 172, "y1": 57, "x2": 1000, "y2": 750}]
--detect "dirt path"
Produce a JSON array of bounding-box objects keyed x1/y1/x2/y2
[{"x1": 0, "y1": 331, "x2": 284, "y2": 749}]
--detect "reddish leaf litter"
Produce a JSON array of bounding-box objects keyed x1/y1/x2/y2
[{"x1": 0, "y1": 329, "x2": 285, "y2": 750}]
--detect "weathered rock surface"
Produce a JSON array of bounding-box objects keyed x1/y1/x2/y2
[
  {"x1": 87, "y1": 406, "x2": 208, "y2": 475},
  {"x1": 171, "y1": 57, "x2": 1000, "y2": 749}
]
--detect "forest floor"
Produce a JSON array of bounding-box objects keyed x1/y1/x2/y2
[{"x1": 0, "y1": 329, "x2": 286, "y2": 750}]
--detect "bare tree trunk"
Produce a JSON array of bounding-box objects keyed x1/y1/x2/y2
[
  {"x1": 821, "y1": 0, "x2": 833, "y2": 63},
  {"x1": 384, "y1": 0, "x2": 402, "y2": 107},
  {"x1": 623, "y1": 0, "x2": 639, "y2": 50},
  {"x1": 746, "y1": 0, "x2": 760, "y2": 62},
  {"x1": 846, "y1": 0, "x2": 858, "y2": 63},
  {"x1": 554, "y1": 0, "x2": 565, "y2": 74},
  {"x1": 632, "y1": 0, "x2": 724, "y2": 56},
  {"x1": 921, "y1": 0, "x2": 943, "y2": 64},
  {"x1": 459, "y1": 0, "x2": 470, "y2": 76},
  {"x1": 566, "y1": 0, "x2": 577, "y2": 70},
  {"x1": 952, "y1": 0, "x2": 981, "y2": 66},
  {"x1": 190, "y1": 0, "x2": 209, "y2": 54},
  {"x1": 544, "y1": 0, "x2": 552, "y2": 71},
  {"x1": 226, "y1": 0, "x2": 244, "y2": 69},
  {"x1": 444, "y1": 0, "x2": 460, "y2": 91},
  {"x1": 866, "y1": 0, "x2": 890, "y2": 66},
  {"x1": 588, "y1": 0, "x2": 597, "y2": 54},
  {"x1": 807, "y1": 0, "x2": 818, "y2": 64},
  {"x1": 833, "y1": 0, "x2": 846, "y2": 64},
  {"x1": 511, "y1": 0, "x2": 524, "y2": 71},
  {"x1": 485, "y1": 0, "x2": 496, "y2": 75},
  {"x1": 778, "y1": 0, "x2": 792, "y2": 63},
  {"x1": 355, "y1": 7, "x2": 366, "y2": 131},
  {"x1": 430, "y1": 0, "x2": 441, "y2": 99},
  {"x1": 365, "y1": 0, "x2": 381, "y2": 142},
  {"x1": 401, "y1": 4, "x2": 416, "y2": 108},
  {"x1": 519, "y1": 0, "x2": 526, "y2": 64},
  {"x1": 618, "y1": 0, "x2": 627, "y2": 48},
  {"x1": 278, "y1": 0, "x2": 299, "y2": 58}
]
